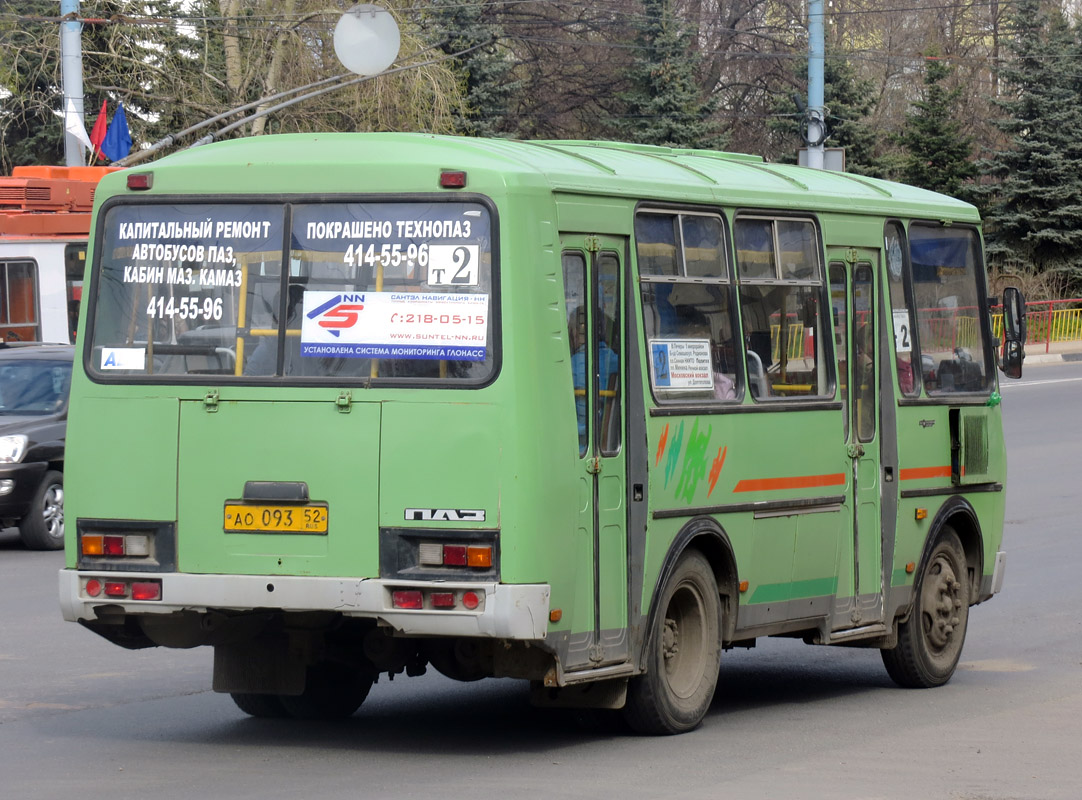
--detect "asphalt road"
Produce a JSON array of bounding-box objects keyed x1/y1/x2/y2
[{"x1": 1, "y1": 363, "x2": 1080, "y2": 800}]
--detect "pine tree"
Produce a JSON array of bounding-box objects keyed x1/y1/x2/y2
[
  {"x1": 977, "y1": 0, "x2": 1082, "y2": 280},
  {"x1": 607, "y1": 0, "x2": 723, "y2": 150},
  {"x1": 0, "y1": 1, "x2": 208, "y2": 170},
  {"x1": 0, "y1": 0, "x2": 68, "y2": 169},
  {"x1": 897, "y1": 50, "x2": 975, "y2": 198},
  {"x1": 822, "y1": 58, "x2": 891, "y2": 178},
  {"x1": 425, "y1": 0, "x2": 519, "y2": 138}
]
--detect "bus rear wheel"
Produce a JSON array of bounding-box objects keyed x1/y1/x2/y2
[
  {"x1": 277, "y1": 662, "x2": 374, "y2": 719},
  {"x1": 623, "y1": 550, "x2": 722, "y2": 735},
  {"x1": 231, "y1": 692, "x2": 288, "y2": 718},
  {"x1": 882, "y1": 528, "x2": 970, "y2": 688}
]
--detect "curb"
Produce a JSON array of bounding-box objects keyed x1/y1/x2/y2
[{"x1": 1025, "y1": 351, "x2": 1082, "y2": 365}]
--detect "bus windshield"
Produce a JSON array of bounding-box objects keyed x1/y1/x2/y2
[{"x1": 88, "y1": 200, "x2": 495, "y2": 384}]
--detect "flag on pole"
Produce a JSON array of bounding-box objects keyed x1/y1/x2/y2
[
  {"x1": 89, "y1": 99, "x2": 108, "y2": 160},
  {"x1": 101, "y1": 103, "x2": 132, "y2": 162},
  {"x1": 63, "y1": 98, "x2": 93, "y2": 151}
]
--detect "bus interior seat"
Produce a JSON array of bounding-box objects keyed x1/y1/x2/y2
[
  {"x1": 747, "y1": 330, "x2": 772, "y2": 369},
  {"x1": 746, "y1": 350, "x2": 769, "y2": 399}
]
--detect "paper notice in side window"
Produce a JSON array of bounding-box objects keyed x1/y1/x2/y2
[{"x1": 649, "y1": 339, "x2": 713, "y2": 390}]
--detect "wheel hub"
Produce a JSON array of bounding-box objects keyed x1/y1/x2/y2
[
  {"x1": 923, "y1": 556, "x2": 962, "y2": 651},
  {"x1": 43, "y1": 486, "x2": 64, "y2": 538},
  {"x1": 662, "y1": 617, "x2": 679, "y2": 660}
]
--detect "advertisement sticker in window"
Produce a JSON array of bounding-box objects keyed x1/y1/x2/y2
[{"x1": 300, "y1": 291, "x2": 488, "y2": 361}]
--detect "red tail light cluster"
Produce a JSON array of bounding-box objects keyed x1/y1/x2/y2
[
  {"x1": 81, "y1": 534, "x2": 151, "y2": 558},
  {"x1": 391, "y1": 588, "x2": 483, "y2": 611},
  {"x1": 417, "y1": 542, "x2": 493, "y2": 568},
  {"x1": 84, "y1": 577, "x2": 162, "y2": 601}
]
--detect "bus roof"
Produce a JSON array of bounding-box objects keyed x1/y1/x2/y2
[
  {"x1": 0, "y1": 165, "x2": 119, "y2": 239},
  {"x1": 108, "y1": 133, "x2": 980, "y2": 222}
]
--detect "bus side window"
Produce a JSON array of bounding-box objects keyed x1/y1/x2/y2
[
  {"x1": 829, "y1": 262, "x2": 848, "y2": 432},
  {"x1": 908, "y1": 223, "x2": 992, "y2": 395},
  {"x1": 885, "y1": 222, "x2": 919, "y2": 396},
  {"x1": 636, "y1": 210, "x2": 740, "y2": 405},
  {"x1": 734, "y1": 216, "x2": 830, "y2": 400},
  {"x1": 563, "y1": 251, "x2": 589, "y2": 457},
  {"x1": 65, "y1": 244, "x2": 85, "y2": 343},
  {"x1": 0, "y1": 260, "x2": 41, "y2": 343}
]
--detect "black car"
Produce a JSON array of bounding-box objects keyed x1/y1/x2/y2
[{"x1": 0, "y1": 343, "x2": 72, "y2": 550}]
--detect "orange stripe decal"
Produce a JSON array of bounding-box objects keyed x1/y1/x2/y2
[
  {"x1": 655, "y1": 423, "x2": 670, "y2": 467},
  {"x1": 899, "y1": 466, "x2": 952, "y2": 481},
  {"x1": 733, "y1": 473, "x2": 846, "y2": 493},
  {"x1": 707, "y1": 445, "x2": 728, "y2": 497}
]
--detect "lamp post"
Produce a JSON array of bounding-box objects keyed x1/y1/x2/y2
[
  {"x1": 60, "y1": 0, "x2": 86, "y2": 166},
  {"x1": 805, "y1": 0, "x2": 826, "y2": 170}
]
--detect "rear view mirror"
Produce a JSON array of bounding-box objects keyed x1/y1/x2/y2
[{"x1": 998, "y1": 287, "x2": 1025, "y2": 379}]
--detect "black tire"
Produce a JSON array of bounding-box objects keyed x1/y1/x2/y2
[
  {"x1": 882, "y1": 528, "x2": 970, "y2": 688},
  {"x1": 230, "y1": 692, "x2": 289, "y2": 718},
  {"x1": 426, "y1": 639, "x2": 487, "y2": 682},
  {"x1": 278, "y1": 662, "x2": 374, "y2": 719},
  {"x1": 18, "y1": 470, "x2": 64, "y2": 551},
  {"x1": 623, "y1": 550, "x2": 722, "y2": 735}
]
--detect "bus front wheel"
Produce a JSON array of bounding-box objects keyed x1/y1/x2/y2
[
  {"x1": 623, "y1": 550, "x2": 722, "y2": 735},
  {"x1": 882, "y1": 527, "x2": 970, "y2": 688}
]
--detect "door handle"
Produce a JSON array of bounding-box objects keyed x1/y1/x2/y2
[{"x1": 847, "y1": 443, "x2": 865, "y2": 458}]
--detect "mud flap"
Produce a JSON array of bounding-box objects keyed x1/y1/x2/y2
[{"x1": 213, "y1": 637, "x2": 305, "y2": 695}]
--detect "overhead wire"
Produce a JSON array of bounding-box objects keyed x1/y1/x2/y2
[{"x1": 2, "y1": 0, "x2": 1075, "y2": 143}]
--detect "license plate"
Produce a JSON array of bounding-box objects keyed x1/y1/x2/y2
[{"x1": 224, "y1": 503, "x2": 328, "y2": 534}]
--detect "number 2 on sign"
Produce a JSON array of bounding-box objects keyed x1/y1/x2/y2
[{"x1": 427, "y1": 244, "x2": 479, "y2": 286}]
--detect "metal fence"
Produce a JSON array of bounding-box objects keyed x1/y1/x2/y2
[
  {"x1": 989, "y1": 299, "x2": 1082, "y2": 354},
  {"x1": 768, "y1": 299, "x2": 1082, "y2": 360}
]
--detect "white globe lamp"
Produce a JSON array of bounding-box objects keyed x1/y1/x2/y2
[{"x1": 334, "y1": 4, "x2": 401, "y2": 76}]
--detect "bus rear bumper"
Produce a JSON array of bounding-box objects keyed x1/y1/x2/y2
[{"x1": 59, "y1": 570, "x2": 551, "y2": 641}]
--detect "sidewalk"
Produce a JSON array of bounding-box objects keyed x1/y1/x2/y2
[{"x1": 1024, "y1": 340, "x2": 1082, "y2": 365}]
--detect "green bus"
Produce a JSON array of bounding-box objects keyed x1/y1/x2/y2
[{"x1": 60, "y1": 134, "x2": 1025, "y2": 734}]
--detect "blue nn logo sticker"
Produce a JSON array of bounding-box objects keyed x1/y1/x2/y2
[{"x1": 307, "y1": 293, "x2": 365, "y2": 337}]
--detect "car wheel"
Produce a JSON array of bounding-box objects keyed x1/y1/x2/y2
[{"x1": 18, "y1": 470, "x2": 64, "y2": 550}]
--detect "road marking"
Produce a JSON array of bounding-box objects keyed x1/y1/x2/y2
[
  {"x1": 957, "y1": 658, "x2": 1035, "y2": 672},
  {"x1": 0, "y1": 699, "x2": 86, "y2": 710},
  {"x1": 1002, "y1": 376, "x2": 1082, "y2": 388}
]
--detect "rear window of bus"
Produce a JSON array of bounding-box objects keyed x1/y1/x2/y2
[{"x1": 87, "y1": 200, "x2": 496, "y2": 385}]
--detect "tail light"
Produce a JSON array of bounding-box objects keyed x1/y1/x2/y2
[
  {"x1": 80, "y1": 533, "x2": 153, "y2": 559},
  {"x1": 417, "y1": 542, "x2": 493, "y2": 569},
  {"x1": 390, "y1": 587, "x2": 485, "y2": 612},
  {"x1": 392, "y1": 590, "x2": 423, "y2": 609},
  {"x1": 83, "y1": 577, "x2": 161, "y2": 601}
]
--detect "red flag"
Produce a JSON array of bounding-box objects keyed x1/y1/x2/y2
[{"x1": 89, "y1": 99, "x2": 107, "y2": 160}]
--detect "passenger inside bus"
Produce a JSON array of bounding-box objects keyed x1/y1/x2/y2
[
  {"x1": 568, "y1": 305, "x2": 619, "y2": 447},
  {"x1": 680, "y1": 310, "x2": 736, "y2": 400},
  {"x1": 244, "y1": 283, "x2": 305, "y2": 376}
]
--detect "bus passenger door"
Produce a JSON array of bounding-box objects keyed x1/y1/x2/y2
[
  {"x1": 830, "y1": 251, "x2": 885, "y2": 630},
  {"x1": 562, "y1": 235, "x2": 629, "y2": 670}
]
